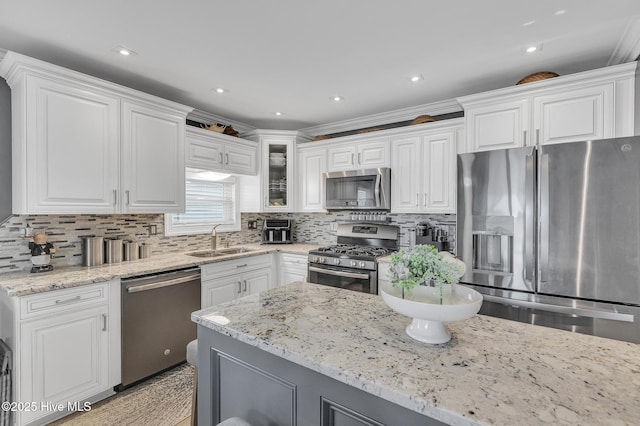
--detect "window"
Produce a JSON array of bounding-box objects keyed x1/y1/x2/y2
[{"x1": 164, "y1": 168, "x2": 240, "y2": 236}]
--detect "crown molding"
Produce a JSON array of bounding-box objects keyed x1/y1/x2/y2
[
  {"x1": 187, "y1": 109, "x2": 255, "y2": 134},
  {"x1": 609, "y1": 17, "x2": 640, "y2": 65},
  {"x1": 298, "y1": 98, "x2": 461, "y2": 137}
]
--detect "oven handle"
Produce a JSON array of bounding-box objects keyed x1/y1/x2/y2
[
  {"x1": 126, "y1": 273, "x2": 200, "y2": 293},
  {"x1": 309, "y1": 266, "x2": 370, "y2": 280}
]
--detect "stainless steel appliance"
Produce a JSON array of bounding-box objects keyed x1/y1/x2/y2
[
  {"x1": 308, "y1": 223, "x2": 399, "y2": 294},
  {"x1": 457, "y1": 136, "x2": 640, "y2": 343},
  {"x1": 118, "y1": 267, "x2": 201, "y2": 389},
  {"x1": 323, "y1": 168, "x2": 391, "y2": 210},
  {"x1": 262, "y1": 219, "x2": 293, "y2": 244}
]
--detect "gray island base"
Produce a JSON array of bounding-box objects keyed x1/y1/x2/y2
[{"x1": 191, "y1": 282, "x2": 640, "y2": 426}]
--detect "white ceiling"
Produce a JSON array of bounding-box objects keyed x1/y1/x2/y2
[{"x1": 1, "y1": 1, "x2": 640, "y2": 131}]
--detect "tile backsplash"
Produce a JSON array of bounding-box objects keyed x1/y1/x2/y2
[{"x1": 0, "y1": 212, "x2": 455, "y2": 273}]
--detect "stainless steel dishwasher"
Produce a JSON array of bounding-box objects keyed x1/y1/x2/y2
[{"x1": 118, "y1": 267, "x2": 201, "y2": 389}]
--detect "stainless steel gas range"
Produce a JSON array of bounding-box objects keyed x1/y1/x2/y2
[{"x1": 308, "y1": 223, "x2": 399, "y2": 294}]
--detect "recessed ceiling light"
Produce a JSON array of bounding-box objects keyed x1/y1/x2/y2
[
  {"x1": 526, "y1": 46, "x2": 537, "y2": 53},
  {"x1": 554, "y1": 10, "x2": 566, "y2": 16},
  {"x1": 112, "y1": 45, "x2": 137, "y2": 56},
  {"x1": 521, "y1": 20, "x2": 536, "y2": 27},
  {"x1": 214, "y1": 88, "x2": 227, "y2": 94},
  {"x1": 410, "y1": 74, "x2": 424, "y2": 82},
  {"x1": 331, "y1": 96, "x2": 344, "y2": 102},
  {"x1": 274, "y1": 112, "x2": 283, "y2": 116}
]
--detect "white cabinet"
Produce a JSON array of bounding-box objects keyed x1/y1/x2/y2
[
  {"x1": 391, "y1": 122, "x2": 460, "y2": 214},
  {"x1": 296, "y1": 145, "x2": 327, "y2": 212},
  {"x1": 201, "y1": 254, "x2": 274, "y2": 308},
  {"x1": 0, "y1": 51, "x2": 192, "y2": 215},
  {"x1": 0, "y1": 281, "x2": 120, "y2": 426},
  {"x1": 121, "y1": 98, "x2": 186, "y2": 213},
  {"x1": 243, "y1": 130, "x2": 310, "y2": 213},
  {"x1": 185, "y1": 127, "x2": 258, "y2": 175},
  {"x1": 279, "y1": 253, "x2": 308, "y2": 285},
  {"x1": 458, "y1": 62, "x2": 637, "y2": 152},
  {"x1": 327, "y1": 139, "x2": 390, "y2": 171}
]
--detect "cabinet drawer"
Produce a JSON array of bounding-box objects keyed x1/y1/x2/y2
[
  {"x1": 20, "y1": 283, "x2": 109, "y2": 320},
  {"x1": 201, "y1": 254, "x2": 273, "y2": 280},
  {"x1": 279, "y1": 253, "x2": 308, "y2": 266}
]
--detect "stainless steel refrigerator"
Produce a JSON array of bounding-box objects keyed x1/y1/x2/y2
[{"x1": 457, "y1": 136, "x2": 640, "y2": 343}]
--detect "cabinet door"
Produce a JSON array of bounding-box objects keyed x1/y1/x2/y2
[
  {"x1": 262, "y1": 137, "x2": 295, "y2": 212},
  {"x1": 298, "y1": 148, "x2": 327, "y2": 212},
  {"x1": 122, "y1": 99, "x2": 185, "y2": 213},
  {"x1": 244, "y1": 267, "x2": 272, "y2": 296},
  {"x1": 465, "y1": 98, "x2": 530, "y2": 152},
  {"x1": 19, "y1": 305, "x2": 110, "y2": 424},
  {"x1": 24, "y1": 76, "x2": 119, "y2": 214},
  {"x1": 422, "y1": 132, "x2": 456, "y2": 213},
  {"x1": 357, "y1": 140, "x2": 390, "y2": 169},
  {"x1": 533, "y1": 83, "x2": 614, "y2": 145},
  {"x1": 224, "y1": 142, "x2": 258, "y2": 175},
  {"x1": 185, "y1": 132, "x2": 224, "y2": 171},
  {"x1": 202, "y1": 274, "x2": 242, "y2": 309},
  {"x1": 327, "y1": 145, "x2": 356, "y2": 171},
  {"x1": 390, "y1": 137, "x2": 421, "y2": 213}
]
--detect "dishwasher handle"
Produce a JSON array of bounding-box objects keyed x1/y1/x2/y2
[{"x1": 126, "y1": 270, "x2": 201, "y2": 293}]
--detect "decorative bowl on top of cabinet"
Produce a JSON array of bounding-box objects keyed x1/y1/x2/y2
[{"x1": 0, "y1": 51, "x2": 193, "y2": 215}]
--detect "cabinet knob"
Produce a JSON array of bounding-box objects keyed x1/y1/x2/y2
[{"x1": 237, "y1": 281, "x2": 242, "y2": 294}]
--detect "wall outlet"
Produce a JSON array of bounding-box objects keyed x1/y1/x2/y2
[
  {"x1": 248, "y1": 220, "x2": 258, "y2": 230},
  {"x1": 330, "y1": 222, "x2": 338, "y2": 232}
]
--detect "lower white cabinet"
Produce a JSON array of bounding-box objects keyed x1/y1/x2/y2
[
  {"x1": 0, "y1": 281, "x2": 120, "y2": 426},
  {"x1": 279, "y1": 253, "x2": 308, "y2": 285},
  {"x1": 201, "y1": 254, "x2": 274, "y2": 308}
]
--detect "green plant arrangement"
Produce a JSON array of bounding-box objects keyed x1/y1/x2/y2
[{"x1": 389, "y1": 245, "x2": 466, "y2": 303}]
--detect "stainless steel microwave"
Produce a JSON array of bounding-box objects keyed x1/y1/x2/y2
[{"x1": 322, "y1": 168, "x2": 391, "y2": 210}]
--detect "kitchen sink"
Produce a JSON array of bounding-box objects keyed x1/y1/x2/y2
[{"x1": 186, "y1": 247, "x2": 254, "y2": 258}]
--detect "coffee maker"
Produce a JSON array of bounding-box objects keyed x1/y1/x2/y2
[{"x1": 262, "y1": 219, "x2": 293, "y2": 244}]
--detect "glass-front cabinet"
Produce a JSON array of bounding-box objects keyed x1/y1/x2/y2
[{"x1": 244, "y1": 130, "x2": 310, "y2": 212}]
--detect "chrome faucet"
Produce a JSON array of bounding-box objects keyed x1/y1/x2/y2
[{"x1": 211, "y1": 224, "x2": 223, "y2": 250}]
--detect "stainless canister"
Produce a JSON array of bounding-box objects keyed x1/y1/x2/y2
[
  {"x1": 123, "y1": 241, "x2": 139, "y2": 261},
  {"x1": 104, "y1": 239, "x2": 123, "y2": 264},
  {"x1": 81, "y1": 236, "x2": 104, "y2": 266},
  {"x1": 139, "y1": 243, "x2": 151, "y2": 259}
]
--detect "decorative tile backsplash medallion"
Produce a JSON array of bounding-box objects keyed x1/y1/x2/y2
[{"x1": 0, "y1": 212, "x2": 456, "y2": 273}]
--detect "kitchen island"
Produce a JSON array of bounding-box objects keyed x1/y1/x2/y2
[{"x1": 192, "y1": 281, "x2": 640, "y2": 426}]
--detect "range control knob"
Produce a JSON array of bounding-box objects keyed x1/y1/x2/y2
[
  {"x1": 358, "y1": 262, "x2": 366, "y2": 268},
  {"x1": 333, "y1": 258, "x2": 341, "y2": 265},
  {"x1": 318, "y1": 257, "x2": 325, "y2": 263},
  {"x1": 350, "y1": 260, "x2": 357, "y2": 267}
]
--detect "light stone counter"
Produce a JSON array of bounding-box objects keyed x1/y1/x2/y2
[
  {"x1": 0, "y1": 243, "x2": 318, "y2": 297},
  {"x1": 192, "y1": 281, "x2": 640, "y2": 426}
]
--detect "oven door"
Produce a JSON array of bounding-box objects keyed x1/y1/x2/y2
[{"x1": 308, "y1": 265, "x2": 377, "y2": 294}]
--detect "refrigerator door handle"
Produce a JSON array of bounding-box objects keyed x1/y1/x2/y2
[
  {"x1": 524, "y1": 149, "x2": 536, "y2": 286},
  {"x1": 538, "y1": 152, "x2": 550, "y2": 284}
]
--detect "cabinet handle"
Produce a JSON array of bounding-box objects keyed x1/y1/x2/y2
[
  {"x1": 358, "y1": 152, "x2": 361, "y2": 165},
  {"x1": 536, "y1": 128, "x2": 540, "y2": 146},
  {"x1": 242, "y1": 280, "x2": 247, "y2": 292},
  {"x1": 219, "y1": 152, "x2": 223, "y2": 164},
  {"x1": 102, "y1": 314, "x2": 107, "y2": 332},
  {"x1": 113, "y1": 189, "x2": 117, "y2": 206},
  {"x1": 236, "y1": 264, "x2": 248, "y2": 268},
  {"x1": 423, "y1": 192, "x2": 428, "y2": 206},
  {"x1": 351, "y1": 153, "x2": 355, "y2": 165},
  {"x1": 225, "y1": 153, "x2": 229, "y2": 165},
  {"x1": 55, "y1": 295, "x2": 81, "y2": 305},
  {"x1": 523, "y1": 130, "x2": 527, "y2": 146},
  {"x1": 125, "y1": 190, "x2": 130, "y2": 206},
  {"x1": 237, "y1": 281, "x2": 242, "y2": 294},
  {"x1": 416, "y1": 193, "x2": 419, "y2": 207}
]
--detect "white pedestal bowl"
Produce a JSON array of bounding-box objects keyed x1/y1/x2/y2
[{"x1": 380, "y1": 283, "x2": 483, "y2": 344}]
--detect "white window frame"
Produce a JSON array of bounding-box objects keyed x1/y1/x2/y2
[{"x1": 164, "y1": 169, "x2": 240, "y2": 236}]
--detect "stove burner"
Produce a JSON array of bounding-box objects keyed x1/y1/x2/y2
[{"x1": 316, "y1": 244, "x2": 392, "y2": 257}]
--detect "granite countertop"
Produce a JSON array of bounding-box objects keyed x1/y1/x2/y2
[
  {"x1": 192, "y1": 281, "x2": 640, "y2": 426},
  {"x1": 0, "y1": 243, "x2": 318, "y2": 297}
]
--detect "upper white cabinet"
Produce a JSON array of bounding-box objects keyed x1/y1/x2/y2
[
  {"x1": 390, "y1": 120, "x2": 462, "y2": 214},
  {"x1": 185, "y1": 126, "x2": 258, "y2": 175},
  {"x1": 458, "y1": 62, "x2": 637, "y2": 152},
  {"x1": 327, "y1": 139, "x2": 390, "y2": 171},
  {"x1": 296, "y1": 144, "x2": 327, "y2": 212},
  {"x1": 243, "y1": 130, "x2": 310, "y2": 213},
  {"x1": 0, "y1": 51, "x2": 193, "y2": 214}
]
